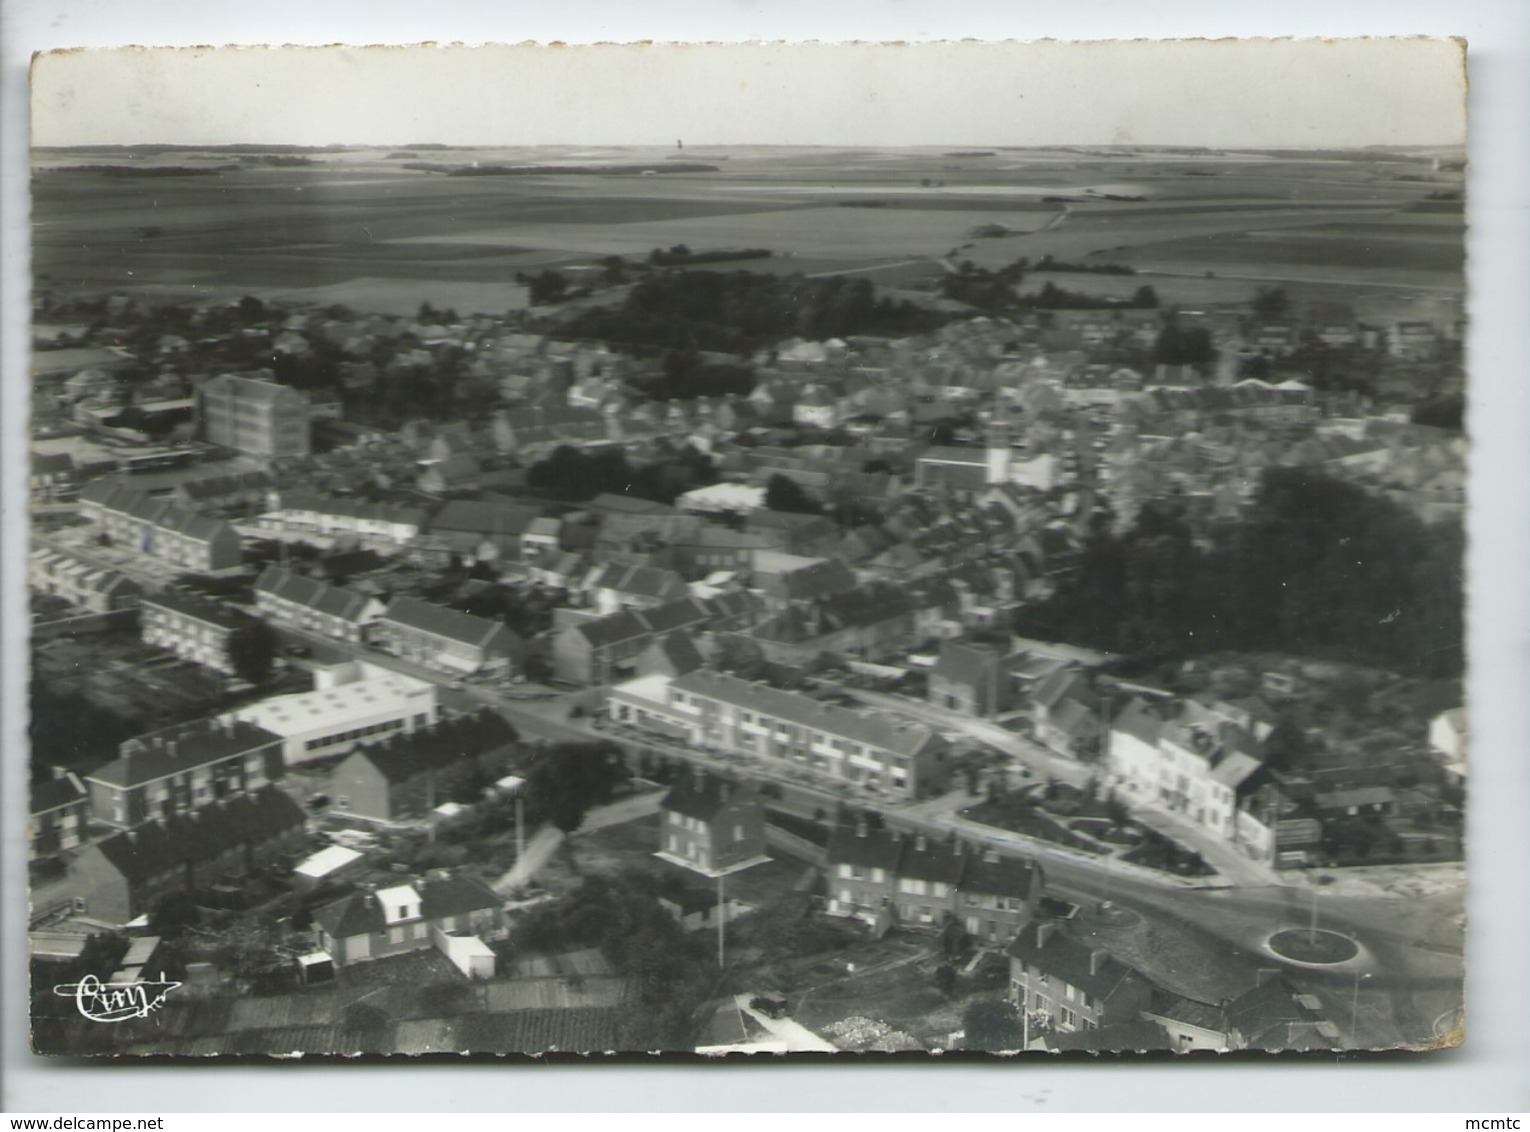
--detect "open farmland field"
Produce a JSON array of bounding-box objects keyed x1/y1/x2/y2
[
  {"x1": 32, "y1": 144, "x2": 1467, "y2": 314},
  {"x1": 1116, "y1": 227, "x2": 1464, "y2": 292},
  {"x1": 388, "y1": 205, "x2": 1060, "y2": 259}
]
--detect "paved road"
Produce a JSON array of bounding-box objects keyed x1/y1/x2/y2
[
  {"x1": 255, "y1": 627, "x2": 1463, "y2": 1047},
  {"x1": 847, "y1": 687, "x2": 1284, "y2": 887}
]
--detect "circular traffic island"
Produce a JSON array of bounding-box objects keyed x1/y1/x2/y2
[{"x1": 1267, "y1": 928, "x2": 1360, "y2": 965}]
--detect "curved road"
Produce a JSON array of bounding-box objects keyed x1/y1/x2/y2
[{"x1": 281, "y1": 632, "x2": 1463, "y2": 1051}]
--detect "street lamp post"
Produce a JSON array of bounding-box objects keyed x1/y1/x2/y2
[
  {"x1": 716, "y1": 874, "x2": 726, "y2": 970},
  {"x1": 497, "y1": 775, "x2": 527, "y2": 868},
  {"x1": 1350, "y1": 971, "x2": 1372, "y2": 1044}
]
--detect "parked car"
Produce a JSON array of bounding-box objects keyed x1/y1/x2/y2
[{"x1": 750, "y1": 993, "x2": 789, "y2": 1019}]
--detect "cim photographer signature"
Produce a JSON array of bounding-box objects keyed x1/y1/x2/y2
[{"x1": 53, "y1": 974, "x2": 181, "y2": 1023}]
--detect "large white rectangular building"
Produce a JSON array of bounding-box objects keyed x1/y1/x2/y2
[{"x1": 229, "y1": 661, "x2": 439, "y2": 767}]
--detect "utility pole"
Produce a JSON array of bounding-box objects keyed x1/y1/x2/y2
[
  {"x1": 716, "y1": 874, "x2": 726, "y2": 970},
  {"x1": 1350, "y1": 971, "x2": 1371, "y2": 1045},
  {"x1": 515, "y1": 790, "x2": 525, "y2": 865}
]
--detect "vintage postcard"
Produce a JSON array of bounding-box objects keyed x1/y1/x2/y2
[{"x1": 24, "y1": 38, "x2": 1468, "y2": 1058}]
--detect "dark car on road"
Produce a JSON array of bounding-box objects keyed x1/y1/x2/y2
[{"x1": 750, "y1": 994, "x2": 789, "y2": 1019}]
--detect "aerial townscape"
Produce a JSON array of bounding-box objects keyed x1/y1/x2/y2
[{"x1": 26, "y1": 141, "x2": 1466, "y2": 1058}]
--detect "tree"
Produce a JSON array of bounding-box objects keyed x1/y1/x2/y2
[
  {"x1": 522, "y1": 654, "x2": 554, "y2": 684},
  {"x1": 149, "y1": 890, "x2": 203, "y2": 940},
  {"x1": 940, "y1": 918, "x2": 968, "y2": 961},
  {"x1": 211, "y1": 918, "x2": 299, "y2": 994},
  {"x1": 963, "y1": 999, "x2": 1025, "y2": 1051},
  {"x1": 1411, "y1": 392, "x2": 1464, "y2": 431},
  {"x1": 1152, "y1": 322, "x2": 1216, "y2": 366},
  {"x1": 934, "y1": 963, "x2": 958, "y2": 997},
  {"x1": 1262, "y1": 716, "x2": 1311, "y2": 773},
  {"x1": 1104, "y1": 794, "x2": 1131, "y2": 832},
  {"x1": 75, "y1": 932, "x2": 131, "y2": 980},
  {"x1": 764, "y1": 473, "x2": 823, "y2": 515},
  {"x1": 524, "y1": 270, "x2": 568, "y2": 306},
  {"x1": 525, "y1": 742, "x2": 631, "y2": 835},
  {"x1": 226, "y1": 622, "x2": 277, "y2": 686},
  {"x1": 1251, "y1": 287, "x2": 1291, "y2": 320}
]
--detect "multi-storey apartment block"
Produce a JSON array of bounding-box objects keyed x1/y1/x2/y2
[
  {"x1": 77, "y1": 480, "x2": 244, "y2": 571},
  {"x1": 140, "y1": 587, "x2": 258, "y2": 675},
  {"x1": 197, "y1": 372, "x2": 312, "y2": 458},
  {"x1": 83, "y1": 717, "x2": 285, "y2": 830},
  {"x1": 608, "y1": 670, "x2": 951, "y2": 800}
]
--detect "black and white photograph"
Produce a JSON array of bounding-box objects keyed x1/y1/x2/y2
[{"x1": 20, "y1": 37, "x2": 1476, "y2": 1062}]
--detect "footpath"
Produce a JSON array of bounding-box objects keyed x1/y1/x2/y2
[{"x1": 491, "y1": 790, "x2": 662, "y2": 896}]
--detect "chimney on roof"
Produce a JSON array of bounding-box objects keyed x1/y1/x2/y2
[
  {"x1": 983, "y1": 849, "x2": 999, "y2": 864},
  {"x1": 914, "y1": 834, "x2": 927, "y2": 853},
  {"x1": 1036, "y1": 921, "x2": 1057, "y2": 948},
  {"x1": 953, "y1": 838, "x2": 964, "y2": 857},
  {"x1": 719, "y1": 780, "x2": 731, "y2": 803},
  {"x1": 1089, "y1": 948, "x2": 1108, "y2": 976},
  {"x1": 855, "y1": 814, "x2": 868, "y2": 839},
  {"x1": 166, "y1": 740, "x2": 177, "y2": 758}
]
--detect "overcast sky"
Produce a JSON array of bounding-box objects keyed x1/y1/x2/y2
[{"x1": 31, "y1": 38, "x2": 1467, "y2": 149}]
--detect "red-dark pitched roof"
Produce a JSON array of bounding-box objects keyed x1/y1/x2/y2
[
  {"x1": 93, "y1": 787, "x2": 305, "y2": 883},
  {"x1": 660, "y1": 771, "x2": 755, "y2": 823},
  {"x1": 825, "y1": 817, "x2": 904, "y2": 872}
]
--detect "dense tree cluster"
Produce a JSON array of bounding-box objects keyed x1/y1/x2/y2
[
  {"x1": 1016, "y1": 468, "x2": 1463, "y2": 678},
  {"x1": 1411, "y1": 391, "x2": 1465, "y2": 432},
  {"x1": 940, "y1": 261, "x2": 1026, "y2": 312},
  {"x1": 636, "y1": 349, "x2": 756, "y2": 401},
  {"x1": 515, "y1": 270, "x2": 572, "y2": 306},
  {"x1": 1151, "y1": 320, "x2": 1217, "y2": 365},
  {"x1": 648, "y1": 244, "x2": 772, "y2": 266},
  {"x1": 1027, "y1": 255, "x2": 1138, "y2": 276},
  {"x1": 451, "y1": 583, "x2": 564, "y2": 639},
  {"x1": 1251, "y1": 287, "x2": 1292, "y2": 320},
  {"x1": 524, "y1": 742, "x2": 632, "y2": 835},
  {"x1": 560, "y1": 271, "x2": 948, "y2": 356},
  {"x1": 763, "y1": 473, "x2": 824, "y2": 516},
  {"x1": 962, "y1": 999, "x2": 1026, "y2": 1051},
  {"x1": 1028, "y1": 281, "x2": 1159, "y2": 311},
  {"x1": 29, "y1": 681, "x2": 138, "y2": 776},
  {"x1": 525, "y1": 442, "x2": 717, "y2": 505}
]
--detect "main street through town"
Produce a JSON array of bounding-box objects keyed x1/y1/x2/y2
[{"x1": 273, "y1": 625, "x2": 1463, "y2": 1051}]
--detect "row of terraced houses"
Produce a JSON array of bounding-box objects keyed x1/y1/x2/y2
[{"x1": 607, "y1": 669, "x2": 953, "y2": 800}]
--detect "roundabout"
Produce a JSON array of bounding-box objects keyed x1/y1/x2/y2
[{"x1": 1266, "y1": 928, "x2": 1360, "y2": 966}]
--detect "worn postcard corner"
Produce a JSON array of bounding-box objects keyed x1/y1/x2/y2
[{"x1": 23, "y1": 36, "x2": 1466, "y2": 1061}]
